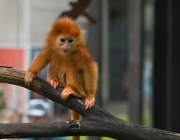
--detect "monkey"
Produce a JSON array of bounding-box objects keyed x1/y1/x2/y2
[{"x1": 24, "y1": 17, "x2": 98, "y2": 140}]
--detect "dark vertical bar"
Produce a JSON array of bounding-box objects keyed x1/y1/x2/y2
[
  {"x1": 170, "y1": 0, "x2": 180, "y2": 132},
  {"x1": 153, "y1": 0, "x2": 168, "y2": 129},
  {"x1": 166, "y1": 0, "x2": 172, "y2": 130}
]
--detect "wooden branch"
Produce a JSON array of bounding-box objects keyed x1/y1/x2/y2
[{"x1": 0, "y1": 67, "x2": 180, "y2": 139}]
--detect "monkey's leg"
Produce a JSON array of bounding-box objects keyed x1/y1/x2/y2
[
  {"x1": 61, "y1": 87, "x2": 84, "y2": 140},
  {"x1": 61, "y1": 87, "x2": 82, "y2": 140}
]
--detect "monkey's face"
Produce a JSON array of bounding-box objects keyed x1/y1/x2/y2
[{"x1": 57, "y1": 35, "x2": 75, "y2": 54}]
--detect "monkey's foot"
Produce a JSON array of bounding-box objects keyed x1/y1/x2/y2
[
  {"x1": 61, "y1": 86, "x2": 74, "y2": 101},
  {"x1": 49, "y1": 79, "x2": 59, "y2": 89},
  {"x1": 85, "y1": 96, "x2": 95, "y2": 110}
]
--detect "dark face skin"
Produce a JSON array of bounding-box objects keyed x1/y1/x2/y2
[{"x1": 58, "y1": 35, "x2": 75, "y2": 53}]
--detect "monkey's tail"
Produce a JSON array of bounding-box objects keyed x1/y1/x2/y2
[{"x1": 72, "y1": 111, "x2": 80, "y2": 140}]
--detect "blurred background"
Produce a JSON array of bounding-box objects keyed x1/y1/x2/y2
[{"x1": 0, "y1": 0, "x2": 180, "y2": 140}]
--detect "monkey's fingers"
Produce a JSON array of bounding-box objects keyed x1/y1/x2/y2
[
  {"x1": 49, "y1": 79, "x2": 59, "y2": 89},
  {"x1": 85, "y1": 100, "x2": 94, "y2": 110},
  {"x1": 24, "y1": 72, "x2": 35, "y2": 86},
  {"x1": 61, "y1": 87, "x2": 74, "y2": 101},
  {"x1": 85, "y1": 97, "x2": 95, "y2": 110}
]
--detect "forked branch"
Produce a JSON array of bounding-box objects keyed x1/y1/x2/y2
[{"x1": 0, "y1": 67, "x2": 180, "y2": 140}]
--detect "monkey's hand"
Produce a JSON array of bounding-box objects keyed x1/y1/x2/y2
[
  {"x1": 24, "y1": 71, "x2": 36, "y2": 86},
  {"x1": 85, "y1": 96, "x2": 95, "y2": 110},
  {"x1": 61, "y1": 86, "x2": 75, "y2": 101},
  {"x1": 49, "y1": 79, "x2": 60, "y2": 89}
]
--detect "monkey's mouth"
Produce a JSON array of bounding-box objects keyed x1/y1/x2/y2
[
  {"x1": 60, "y1": 47, "x2": 69, "y2": 53},
  {"x1": 62, "y1": 50, "x2": 69, "y2": 53}
]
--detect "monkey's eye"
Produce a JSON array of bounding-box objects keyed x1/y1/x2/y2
[
  {"x1": 69, "y1": 39, "x2": 74, "y2": 43},
  {"x1": 60, "y1": 38, "x2": 65, "y2": 42}
]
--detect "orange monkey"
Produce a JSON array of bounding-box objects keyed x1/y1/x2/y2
[{"x1": 24, "y1": 17, "x2": 98, "y2": 140}]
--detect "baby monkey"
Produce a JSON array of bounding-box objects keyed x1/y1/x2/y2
[{"x1": 24, "y1": 17, "x2": 98, "y2": 140}]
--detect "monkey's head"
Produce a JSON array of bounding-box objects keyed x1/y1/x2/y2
[{"x1": 48, "y1": 17, "x2": 84, "y2": 54}]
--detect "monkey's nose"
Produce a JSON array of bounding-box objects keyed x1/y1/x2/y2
[{"x1": 64, "y1": 44, "x2": 68, "y2": 48}]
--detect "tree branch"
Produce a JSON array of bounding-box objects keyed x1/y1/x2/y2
[{"x1": 0, "y1": 67, "x2": 180, "y2": 139}]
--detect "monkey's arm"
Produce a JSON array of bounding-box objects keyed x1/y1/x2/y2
[
  {"x1": 24, "y1": 47, "x2": 51, "y2": 85},
  {"x1": 83, "y1": 62, "x2": 98, "y2": 109}
]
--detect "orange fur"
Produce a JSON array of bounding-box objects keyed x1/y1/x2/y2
[{"x1": 24, "y1": 17, "x2": 98, "y2": 140}]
